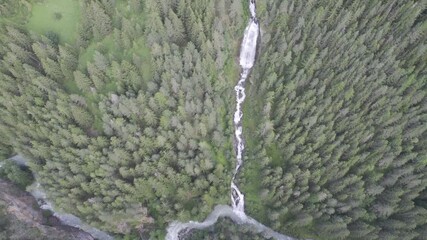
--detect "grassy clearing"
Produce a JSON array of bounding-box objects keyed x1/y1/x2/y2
[
  {"x1": 266, "y1": 143, "x2": 282, "y2": 166},
  {"x1": 27, "y1": 0, "x2": 80, "y2": 44},
  {"x1": 132, "y1": 38, "x2": 153, "y2": 82},
  {"x1": 215, "y1": 149, "x2": 227, "y2": 166}
]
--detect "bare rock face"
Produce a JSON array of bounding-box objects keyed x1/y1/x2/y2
[{"x1": 0, "y1": 179, "x2": 94, "y2": 240}]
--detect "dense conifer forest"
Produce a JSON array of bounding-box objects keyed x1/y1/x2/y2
[
  {"x1": 0, "y1": 0, "x2": 426, "y2": 239},
  {"x1": 241, "y1": 1, "x2": 427, "y2": 239}
]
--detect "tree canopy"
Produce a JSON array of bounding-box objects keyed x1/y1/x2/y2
[{"x1": 0, "y1": 0, "x2": 426, "y2": 239}]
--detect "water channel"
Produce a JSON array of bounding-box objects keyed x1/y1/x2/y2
[
  {"x1": 166, "y1": 1, "x2": 296, "y2": 239},
  {"x1": 1, "y1": 2, "x2": 296, "y2": 239}
]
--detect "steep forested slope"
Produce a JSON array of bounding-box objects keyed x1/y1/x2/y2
[
  {"x1": 241, "y1": 1, "x2": 427, "y2": 239},
  {"x1": 0, "y1": 0, "x2": 246, "y2": 238},
  {"x1": 1, "y1": 0, "x2": 426, "y2": 239},
  {"x1": 0, "y1": 178, "x2": 94, "y2": 240}
]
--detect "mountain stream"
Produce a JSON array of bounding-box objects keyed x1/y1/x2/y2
[
  {"x1": 166, "y1": 1, "x2": 296, "y2": 239},
  {"x1": 1, "y1": 2, "x2": 296, "y2": 239}
]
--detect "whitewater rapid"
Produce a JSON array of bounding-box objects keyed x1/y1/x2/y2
[{"x1": 166, "y1": 1, "x2": 296, "y2": 239}]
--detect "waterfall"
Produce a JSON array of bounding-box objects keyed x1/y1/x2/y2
[
  {"x1": 230, "y1": 0, "x2": 259, "y2": 217},
  {"x1": 166, "y1": 1, "x2": 296, "y2": 239}
]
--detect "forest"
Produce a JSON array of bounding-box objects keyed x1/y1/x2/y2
[{"x1": 0, "y1": 0, "x2": 426, "y2": 239}]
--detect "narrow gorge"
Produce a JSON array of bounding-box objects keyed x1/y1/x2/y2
[{"x1": 166, "y1": 1, "x2": 295, "y2": 239}]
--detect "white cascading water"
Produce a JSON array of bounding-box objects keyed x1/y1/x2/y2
[
  {"x1": 166, "y1": 1, "x2": 296, "y2": 239},
  {"x1": 2, "y1": 2, "x2": 296, "y2": 239},
  {"x1": 231, "y1": 0, "x2": 259, "y2": 217}
]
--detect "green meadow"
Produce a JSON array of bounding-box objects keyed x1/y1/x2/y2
[{"x1": 27, "y1": 0, "x2": 80, "y2": 44}]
